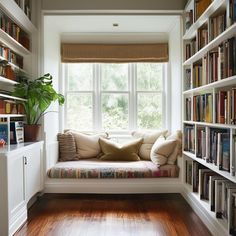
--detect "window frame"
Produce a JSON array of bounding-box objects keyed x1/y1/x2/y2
[{"x1": 62, "y1": 62, "x2": 169, "y2": 133}]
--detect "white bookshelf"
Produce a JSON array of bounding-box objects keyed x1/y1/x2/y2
[
  {"x1": 183, "y1": 23, "x2": 236, "y2": 66},
  {"x1": 182, "y1": 0, "x2": 236, "y2": 235},
  {"x1": 0, "y1": 0, "x2": 36, "y2": 33},
  {"x1": 0, "y1": 0, "x2": 38, "y2": 147}
]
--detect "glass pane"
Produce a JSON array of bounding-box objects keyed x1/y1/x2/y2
[
  {"x1": 137, "y1": 63, "x2": 163, "y2": 91},
  {"x1": 67, "y1": 63, "x2": 93, "y2": 91},
  {"x1": 66, "y1": 93, "x2": 93, "y2": 130},
  {"x1": 101, "y1": 94, "x2": 129, "y2": 130},
  {"x1": 101, "y1": 64, "x2": 128, "y2": 91},
  {"x1": 137, "y1": 93, "x2": 162, "y2": 129}
]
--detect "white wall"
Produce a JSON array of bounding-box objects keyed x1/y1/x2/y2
[
  {"x1": 43, "y1": 18, "x2": 61, "y2": 143},
  {"x1": 169, "y1": 17, "x2": 182, "y2": 132},
  {"x1": 42, "y1": 0, "x2": 187, "y2": 11}
]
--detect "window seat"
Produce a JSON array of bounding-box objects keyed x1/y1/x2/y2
[{"x1": 47, "y1": 158, "x2": 179, "y2": 179}]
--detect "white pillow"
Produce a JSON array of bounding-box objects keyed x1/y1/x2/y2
[
  {"x1": 150, "y1": 136, "x2": 177, "y2": 166},
  {"x1": 166, "y1": 130, "x2": 182, "y2": 164},
  {"x1": 69, "y1": 131, "x2": 108, "y2": 159},
  {"x1": 131, "y1": 130, "x2": 168, "y2": 160}
]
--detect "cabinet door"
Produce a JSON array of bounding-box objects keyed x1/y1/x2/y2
[
  {"x1": 25, "y1": 146, "x2": 42, "y2": 201},
  {"x1": 8, "y1": 152, "x2": 26, "y2": 218}
]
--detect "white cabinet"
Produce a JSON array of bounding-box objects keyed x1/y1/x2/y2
[
  {"x1": 25, "y1": 147, "x2": 42, "y2": 202},
  {"x1": 0, "y1": 141, "x2": 43, "y2": 236}
]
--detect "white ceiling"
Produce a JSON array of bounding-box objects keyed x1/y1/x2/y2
[{"x1": 45, "y1": 15, "x2": 180, "y2": 43}]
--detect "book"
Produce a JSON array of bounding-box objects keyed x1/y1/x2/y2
[
  {"x1": 0, "y1": 118, "x2": 8, "y2": 144},
  {"x1": 230, "y1": 193, "x2": 236, "y2": 235},
  {"x1": 199, "y1": 169, "x2": 214, "y2": 199},
  {"x1": 10, "y1": 121, "x2": 24, "y2": 144},
  {"x1": 186, "y1": 160, "x2": 193, "y2": 185},
  {"x1": 192, "y1": 162, "x2": 206, "y2": 192},
  {"x1": 215, "y1": 179, "x2": 230, "y2": 218},
  {"x1": 209, "y1": 175, "x2": 224, "y2": 211},
  {"x1": 222, "y1": 133, "x2": 230, "y2": 172},
  {"x1": 185, "y1": 10, "x2": 193, "y2": 30}
]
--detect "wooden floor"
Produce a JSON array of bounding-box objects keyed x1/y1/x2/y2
[{"x1": 15, "y1": 194, "x2": 212, "y2": 236}]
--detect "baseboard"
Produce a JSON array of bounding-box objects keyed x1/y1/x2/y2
[
  {"x1": 181, "y1": 186, "x2": 228, "y2": 236},
  {"x1": 9, "y1": 205, "x2": 27, "y2": 236},
  {"x1": 45, "y1": 178, "x2": 182, "y2": 194}
]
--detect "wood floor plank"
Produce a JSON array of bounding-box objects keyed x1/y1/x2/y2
[{"x1": 15, "y1": 194, "x2": 212, "y2": 236}]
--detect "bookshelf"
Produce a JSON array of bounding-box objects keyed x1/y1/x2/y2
[
  {"x1": 0, "y1": 0, "x2": 38, "y2": 146},
  {"x1": 182, "y1": 0, "x2": 236, "y2": 235},
  {"x1": 0, "y1": 2, "x2": 44, "y2": 236}
]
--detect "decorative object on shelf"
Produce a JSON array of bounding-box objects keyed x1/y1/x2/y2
[{"x1": 12, "y1": 73, "x2": 65, "y2": 141}]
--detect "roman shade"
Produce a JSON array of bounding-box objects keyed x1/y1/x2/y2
[{"x1": 61, "y1": 43, "x2": 168, "y2": 63}]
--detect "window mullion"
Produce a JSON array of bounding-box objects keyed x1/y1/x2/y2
[
  {"x1": 64, "y1": 63, "x2": 68, "y2": 131},
  {"x1": 93, "y1": 64, "x2": 101, "y2": 131},
  {"x1": 129, "y1": 63, "x2": 137, "y2": 130}
]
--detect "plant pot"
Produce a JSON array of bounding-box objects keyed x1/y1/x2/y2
[{"x1": 24, "y1": 124, "x2": 41, "y2": 142}]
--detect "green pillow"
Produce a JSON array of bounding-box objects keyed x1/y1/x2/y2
[{"x1": 99, "y1": 138, "x2": 143, "y2": 161}]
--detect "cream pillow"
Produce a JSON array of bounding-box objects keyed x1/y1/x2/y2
[
  {"x1": 150, "y1": 137, "x2": 177, "y2": 166},
  {"x1": 131, "y1": 130, "x2": 168, "y2": 160},
  {"x1": 166, "y1": 130, "x2": 182, "y2": 164},
  {"x1": 99, "y1": 138, "x2": 142, "y2": 161},
  {"x1": 69, "y1": 131, "x2": 108, "y2": 159}
]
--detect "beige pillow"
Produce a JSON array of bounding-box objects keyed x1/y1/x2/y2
[
  {"x1": 131, "y1": 130, "x2": 168, "y2": 160},
  {"x1": 150, "y1": 137, "x2": 177, "y2": 166},
  {"x1": 166, "y1": 130, "x2": 182, "y2": 164},
  {"x1": 99, "y1": 138, "x2": 143, "y2": 161},
  {"x1": 69, "y1": 131, "x2": 108, "y2": 159},
  {"x1": 57, "y1": 133, "x2": 79, "y2": 161}
]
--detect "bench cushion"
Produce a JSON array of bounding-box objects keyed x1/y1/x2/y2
[{"x1": 47, "y1": 159, "x2": 179, "y2": 179}]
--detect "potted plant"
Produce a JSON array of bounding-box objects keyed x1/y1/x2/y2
[{"x1": 12, "y1": 73, "x2": 65, "y2": 141}]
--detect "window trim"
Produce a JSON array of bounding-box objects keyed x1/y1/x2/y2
[{"x1": 62, "y1": 63, "x2": 169, "y2": 133}]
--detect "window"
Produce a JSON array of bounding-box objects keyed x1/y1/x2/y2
[{"x1": 64, "y1": 63, "x2": 167, "y2": 132}]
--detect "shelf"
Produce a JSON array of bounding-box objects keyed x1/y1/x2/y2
[
  {"x1": 183, "y1": 23, "x2": 236, "y2": 66},
  {"x1": 183, "y1": 120, "x2": 236, "y2": 129},
  {"x1": 0, "y1": 114, "x2": 24, "y2": 118},
  {"x1": 183, "y1": 151, "x2": 236, "y2": 183},
  {"x1": 0, "y1": 93, "x2": 27, "y2": 102},
  {"x1": 183, "y1": 0, "x2": 226, "y2": 40},
  {"x1": 183, "y1": 185, "x2": 229, "y2": 235},
  {"x1": 0, "y1": 0, "x2": 37, "y2": 34},
  {"x1": 0, "y1": 76, "x2": 18, "y2": 85},
  {"x1": 183, "y1": 76, "x2": 236, "y2": 95},
  {"x1": 0, "y1": 56, "x2": 28, "y2": 76},
  {"x1": 0, "y1": 29, "x2": 30, "y2": 57}
]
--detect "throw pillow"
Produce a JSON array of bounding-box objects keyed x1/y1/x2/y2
[
  {"x1": 150, "y1": 137, "x2": 177, "y2": 166},
  {"x1": 57, "y1": 132, "x2": 79, "y2": 161},
  {"x1": 99, "y1": 138, "x2": 143, "y2": 161},
  {"x1": 131, "y1": 130, "x2": 168, "y2": 160},
  {"x1": 166, "y1": 130, "x2": 182, "y2": 164},
  {"x1": 69, "y1": 131, "x2": 109, "y2": 159}
]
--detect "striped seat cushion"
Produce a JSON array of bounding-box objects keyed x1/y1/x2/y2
[{"x1": 47, "y1": 159, "x2": 179, "y2": 179}]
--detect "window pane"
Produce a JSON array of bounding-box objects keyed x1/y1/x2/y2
[
  {"x1": 66, "y1": 93, "x2": 93, "y2": 130},
  {"x1": 101, "y1": 64, "x2": 128, "y2": 91},
  {"x1": 137, "y1": 93, "x2": 162, "y2": 129},
  {"x1": 137, "y1": 63, "x2": 163, "y2": 91},
  {"x1": 67, "y1": 63, "x2": 93, "y2": 91},
  {"x1": 101, "y1": 94, "x2": 129, "y2": 130}
]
